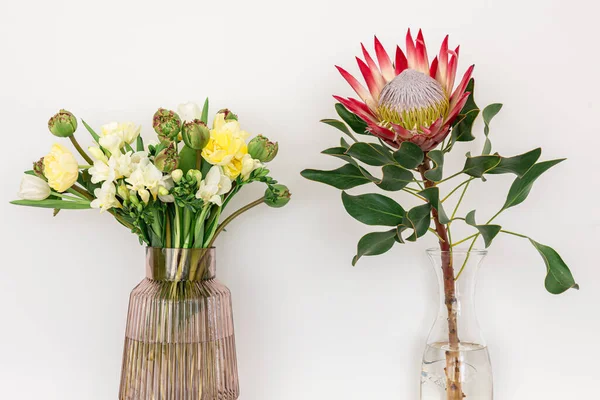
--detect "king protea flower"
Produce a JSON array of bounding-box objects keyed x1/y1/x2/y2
[{"x1": 334, "y1": 29, "x2": 474, "y2": 151}]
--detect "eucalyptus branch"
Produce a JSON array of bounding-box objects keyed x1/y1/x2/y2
[
  {"x1": 437, "y1": 170, "x2": 463, "y2": 184},
  {"x1": 428, "y1": 228, "x2": 446, "y2": 242},
  {"x1": 441, "y1": 178, "x2": 474, "y2": 203},
  {"x1": 500, "y1": 229, "x2": 529, "y2": 239},
  {"x1": 451, "y1": 233, "x2": 478, "y2": 247},
  {"x1": 206, "y1": 197, "x2": 265, "y2": 248},
  {"x1": 401, "y1": 188, "x2": 427, "y2": 202},
  {"x1": 69, "y1": 135, "x2": 94, "y2": 165}
]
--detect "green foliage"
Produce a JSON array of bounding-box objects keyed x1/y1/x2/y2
[
  {"x1": 321, "y1": 119, "x2": 352, "y2": 137},
  {"x1": 301, "y1": 164, "x2": 372, "y2": 189},
  {"x1": 81, "y1": 119, "x2": 100, "y2": 143},
  {"x1": 486, "y1": 148, "x2": 541, "y2": 177},
  {"x1": 449, "y1": 79, "x2": 479, "y2": 145},
  {"x1": 501, "y1": 159, "x2": 565, "y2": 210},
  {"x1": 377, "y1": 165, "x2": 413, "y2": 191},
  {"x1": 424, "y1": 150, "x2": 444, "y2": 181},
  {"x1": 346, "y1": 143, "x2": 394, "y2": 166},
  {"x1": 352, "y1": 230, "x2": 397, "y2": 266},
  {"x1": 482, "y1": 103, "x2": 503, "y2": 154},
  {"x1": 178, "y1": 145, "x2": 197, "y2": 174},
  {"x1": 342, "y1": 192, "x2": 405, "y2": 226},
  {"x1": 529, "y1": 239, "x2": 579, "y2": 294},
  {"x1": 463, "y1": 154, "x2": 501, "y2": 177},
  {"x1": 393, "y1": 142, "x2": 424, "y2": 169},
  {"x1": 335, "y1": 103, "x2": 368, "y2": 134},
  {"x1": 465, "y1": 210, "x2": 501, "y2": 248},
  {"x1": 402, "y1": 203, "x2": 432, "y2": 242},
  {"x1": 418, "y1": 187, "x2": 450, "y2": 224},
  {"x1": 11, "y1": 199, "x2": 91, "y2": 210},
  {"x1": 201, "y1": 98, "x2": 209, "y2": 124}
]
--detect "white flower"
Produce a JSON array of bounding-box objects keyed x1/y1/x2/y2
[
  {"x1": 195, "y1": 166, "x2": 232, "y2": 206},
  {"x1": 158, "y1": 176, "x2": 175, "y2": 203},
  {"x1": 138, "y1": 189, "x2": 150, "y2": 204},
  {"x1": 99, "y1": 122, "x2": 141, "y2": 153},
  {"x1": 91, "y1": 181, "x2": 121, "y2": 212},
  {"x1": 240, "y1": 154, "x2": 263, "y2": 181},
  {"x1": 89, "y1": 159, "x2": 114, "y2": 184},
  {"x1": 89, "y1": 151, "x2": 136, "y2": 184},
  {"x1": 18, "y1": 174, "x2": 51, "y2": 200},
  {"x1": 88, "y1": 146, "x2": 108, "y2": 163},
  {"x1": 177, "y1": 102, "x2": 202, "y2": 122},
  {"x1": 125, "y1": 161, "x2": 168, "y2": 200}
]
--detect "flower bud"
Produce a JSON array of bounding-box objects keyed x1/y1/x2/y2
[
  {"x1": 117, "y1": 184, "x2": 130, "y2": 201},
  {"x1": 129, "y1": 192, "x2": 139, "y2": 205},
  {"x1": 139, "y1": 189, "x2": 150, "y2": 204},
  {"x1": 248, "y1": 135, "x2": 278, "y2": 162},
  {"x1": 33, "y1": 158, "x2": 45, "y2": 178},
  {"x1": 48, "y1": 109, "x2": 77, "y2": 137},
  {"x1": 18, "y1": 174, "x2": 51, "y2": 200},
  {"x1": 154, "y1": 142, "x2": 179, "y2": 173},
  {"x1": 158, "y1": 186, "x2": 170, "y2": 196},
  {"x1": 264, "y1": 184, "x2": 291, "y2": 208},
  {"x1": 152, "y1": 108, "x2": 181, "y2": 142},
  {"x1": 216, "y1": 108, "x2": 238, "y2": 121},
  {"x1": 182, "y1": 119, "x2": 210, "y2": 150},
  {"x1": 186, "y1": 169, "x2": 202, "y2": 185},
  {"x1": 171, "y1": 169, "x2": 183, "y2": 183}
]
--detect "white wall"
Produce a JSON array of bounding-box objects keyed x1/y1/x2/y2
[{"x1": 1, "y1": 0, "x2": 598, "y2": 398}]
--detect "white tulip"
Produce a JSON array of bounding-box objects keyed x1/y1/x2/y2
[
  {"x1": 18, "y1": 174, "x2": 51, "y2": 200},
  {"x1": 195, "y1": 166, "x2": 232, "y2": 206},
  {"x1": 177, "y1": 102, "x2": 202, "y2": 122},
  {"x1": 99, "y1": 122, "x2": 141, "y2": 153}
]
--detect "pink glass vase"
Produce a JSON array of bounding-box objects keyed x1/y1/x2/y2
[{"x1": 119, "y1": 247, "x2": 239, "y2": 400}]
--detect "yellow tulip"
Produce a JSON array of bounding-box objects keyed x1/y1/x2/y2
[
  {"x1": 201, "y1": 114, "x2": 249, "y2": 179},
  {"x1": 43, "y1": 143, "x2": 79, "y2": 192}
]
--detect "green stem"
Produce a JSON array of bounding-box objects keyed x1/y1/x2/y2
[
  {"x1": 196, "y1": 150, "x2": 202, "y2": 170},
  {"x1": 203, "y1": 207, "x2": 222, "y2": 247},
  {"x1": 174, "y1": 206, "x2": 182, "y2": 247},
  {"x1": 437, "y1": 170, "x2": 463, "y2": 184},
  {"x1": 428, "y1": 228, "x2": 446, "y2": 242},
  {"x1": 451, "y1": 180, "x2": 470, "y2": 221},
  {"x1": 401, "y1": 188, "x2": 427, "y2": 202},
  {"x1": 441, "y1": 178, "x2": 474, "y2": 203},
  {"x1": 500, "y1": 229, "x2": 529, "y2": 239},
  {"x1": 50, "y1": 191, "x2": 89, "y2": 202},
  {"x1": 451, "y1": 233, "x2": 478, "y2": 248},
  {"x1": 193, "y1": 205, "x2": 210, "y2": 248},
  {"x1": 206, "y1": 198, "x2": 265, "y2": 248},
  {"x1": 78, "y1": 165, "x2": 92, "y2": 169},
  {"x1": 69, "y1": 184, "x2": 94, "y2": 201},
  {"x1": 69, "y1": 136, "x2": 94, "y2": 165}
]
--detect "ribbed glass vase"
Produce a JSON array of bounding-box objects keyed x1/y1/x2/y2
[{"x1": 119, "y1": 247, "x2": 239, "y2": 400}]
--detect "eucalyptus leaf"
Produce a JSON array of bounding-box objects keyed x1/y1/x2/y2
[
  {"x1": 322, "y1": 147, "x2": 354, "y2": 164},
  {"x1": 418, "y1": 187, "x2": 450, "y2": 224},
  {"x1": 465, "y1": 210, "x2": 501, "y2": 248},
  {"x1": 341, "y1": 192, "x2": 405, "y2": 226},
  {"x1": 301, "y1": 164, "x2": 372, "y2": 190},
  {"x1": 501, "y1": 159, "x2": 565, "y2": 210},
  {"x1": 487, "y1": 148, "x2": 541, "y2": 177},
  {"x1": 11, "y1": 199, "x2": 91, "y2": 210},
  {"x1": 377, "y1": 164, "x2": 414, "y2": 191},
  {"x1": 393, "y1": 142, "x2": 424, "y2": 169},
  {"x1": 335, "y1": 103, "x2": 368, "y2": 135},
  {"x1": 530, "y1": 239, "x2": 579, "y2": 294},
  {"x1": 463, "y1": 154, "x2": 501, "y2": 177},
  {"x1": 340, "y1": 137, "x2": 351, "y2": 149},
  {"x1": 402, "y1": 203, "x2": 432, "y2": 242},
  {"x1": 482, "y1": 103, "x2": 503, "y2": 154},
  {"x1": 321, "y1": 119, "x2": 351, "y2": 136},
  {"x1": 352, "y1": 230, "x2": 397, "y2": 266},
  {"x1": 424, "y1": 150, "x2": 444, "y2": 181},
  {"x1": 346, "y1": 143, "x2": 394, "y2": 166}
]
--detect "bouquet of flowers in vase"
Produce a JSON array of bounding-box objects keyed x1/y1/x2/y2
[
  {"x1": 302, "y1": 29, "x2": 577, "y2": 400},
  {"x1": 12, "y1": 100, "x2": 290, "y2": 248}
]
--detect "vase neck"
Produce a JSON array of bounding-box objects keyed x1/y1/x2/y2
[{"x1": 145, "y1": 247, "x2": 216, "y2": 281}]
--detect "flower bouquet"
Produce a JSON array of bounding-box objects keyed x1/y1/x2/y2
[
  {"x1": 302, "y1": 29, "x2": 577, "y2": 400},
  {"x1": 12, "y1": 101, "x2": 290, "y2": 400}
]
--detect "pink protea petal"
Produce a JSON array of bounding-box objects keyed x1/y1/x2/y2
[
  {"x1": 356, "y1": 57, "x2": 384, "y2": 100},
  {"x1": 449, "y1": 64, "x2": 474, "y2": 109},
  {"x1": 435, "y1": 35, "x2": 449, "y2": 90},
  {"x1": 335, "y1": 65, "x2": 373, "y2": 105},
  {"x1": 446, "y1": 46, "x2": 460, "y2": 94},
  {"x1": 390, "y1": 123, "x2": 415, "y2": 140},
  {"x1": 374, "y1": 36, "x2": 395, "y2": 81},
  {"x1": 405, "y1": 29, "x2": 417, "y2": 69},
  {"x1": 395, "y1": 46, "x2": 408, "y2": 75},
  {"x1": 444, "y1": 92, "x2": 470, "y2": 125},
  {"x1": 333, "y1": 96, "x2": 377, "y2": 123},
  {"x1": 367, "y1": 123, "x2": 397, "y2": 142},
  {"x1": 429, "y1": 56, "x2": 438, "y2": 78},
  {"x1": 415, "y1": 29, "x2": 429, "y2": 73},
  {"x1": 360, "y1": 43, "x2": 387, "y2": 90}
]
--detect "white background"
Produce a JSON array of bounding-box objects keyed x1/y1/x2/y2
[{"x1": 1, "y1": 0, "x2": 598, "y2": 399}]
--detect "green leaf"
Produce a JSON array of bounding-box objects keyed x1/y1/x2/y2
[
  {"x1": 482, "y1": 103, "x2": 503, "y2": 155},
  {"x1": 322, "y1": 147, "x2": 353, "y2": 163},
  {"x1": 301, "y1": 164, "x2": 371, "y2": 190},
  {"x1": 352, "y1": 230, "x2": 397, "y2": 266},
  {"x1": 529, "y1": 239, "x2": 578, "y2": 294},
  {"x1": 321, "y1": 118, "x2": 351, "y2": 137},
  {"x1": 501, "y1": 159, "x2": 565, "y2": 210},
  {"x1": 178, "y1": 145, "x2": 197, "y2": 174},
  {"x1": 418, "y1": 187, "x2": 450, "y2": 224},
  {"x1": 487, "y1": 148, "x2": 541, "y2": 177},
  {"x1": 340, "y1": 137, "x2": 351, "y2": 149},
  {"x1": 11, "y1": 199, "x2": 91, "y2": 210},
  {"x1": 450, "y1": 79, "x2": 479, "y2": 144},
  {"x1": 424, "y1": 150, "x2": 444, "y2": 181},
  {"x1": 465, "y1": 210, "x2": 501, "y2": 248},
  {"x1": 393, "y1": 142, "x2": 424, "y2": 169},
  {"x1": 335, "y1": 103, "x2": 368, "y2": 135},
  {"x1": 81, "y1": 119, "x2": 100, "y2": 143},
  {"x1": 463, "y1": 154, "x2": 501, "y2": 177},
  {"x1": 201, "y1": 98, "x2": 209, "y2": 124},
  {"x1": 377, "y1": 164, "x2": 414, "y2": 191},
  {"x1": 136, "y1": 135, "x2": 144, "y2": 152},
  {"x1": 346, "y1": 143, "x2": 394, "y2": 166},
  {"x1": 341, "y1": 192, "x2": 405, "y2": 226},
  {"x1": 402, "y1": 203, "x2": 432, "y2": 242}
]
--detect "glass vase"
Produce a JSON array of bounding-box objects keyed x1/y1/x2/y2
[
  {"x1": 420, "y1": 249, "x2": 493, "y2": 400},
  {"x1": 119, "y1": 247, "x2": 239, "y2": 400}
]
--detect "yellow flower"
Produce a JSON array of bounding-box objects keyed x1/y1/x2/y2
[
  {"x1": 43, "y1": 143, "x2": 79, "y2": 192},
  {"x1": 201, "y1": 114, "x2": 250, "y2": 179}
]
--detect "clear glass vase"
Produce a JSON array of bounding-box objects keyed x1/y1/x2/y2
[
  {"x1": 420, "y1": 249, "x2": 493, "y2": 400},
  {"x1": 119, "y1": 247, "x2": 239, "y2": 400}
]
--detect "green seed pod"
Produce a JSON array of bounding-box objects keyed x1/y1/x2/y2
[
  {"x1": 264, "y1": 184, "x2": 291, "y2": 208},
  {"x1": 182, "y1": 119, "x2": 210, "y2": 150},
  {"x1": 48, "y1": 109, "x2": 77, "y2": 137},
  {"x1": 152, "y1": 108, "x2": 182, "y2": 142},
  {"x1": 248, "y1": 135, "x2": 278, "y2": 162}
]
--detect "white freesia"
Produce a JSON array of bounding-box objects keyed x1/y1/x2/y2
[
  {"x1": 126, "y1": 161, "x2": 169, "y2": 199},
  {"x1": 158, "y1": 176, "x2": 175, "y2": 203},
  {"x1": 177, "y1": 102, "x2": 202, "y2": 122},
  {"x1": 138, "y1": 189, "x2": 151, "y2": 204},
  {"x1": 91, "y1": 181, "x2": 121, "y2": 212},
  {"x1": 88, "y1": 146, "x2": 108, "y2": 163},
  {"x1": 240, "y1": 154, "x2": 263, "y2": 181},
  {"x1": 195, "y1": 166, "x2": 232, "y2": 206},
  {"x1": 18, "y1": 174, "x2": 51, "y2": 200},
  {"x1": 99, "y1": 122, "x2": 141, "y2": 153},
  {"x1": 89, "y1": 151, "x2": 136, "y2": 184},
  {"x1": 89, "y1": 159, "x2": 114, "y2": 184},
  {"x1": 110, "y1": 152, "x2": 134, "y2": 180}
]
